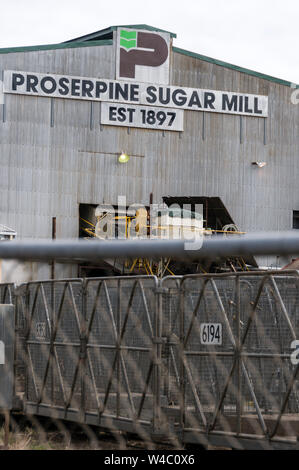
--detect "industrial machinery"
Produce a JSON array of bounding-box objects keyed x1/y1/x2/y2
[{"x1": 79, "y1": 203, "x2": 253, "y2": 277}]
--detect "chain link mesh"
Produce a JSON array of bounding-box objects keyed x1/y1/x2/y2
[{"x1": 1, "y1": 271, "x2": 299, "y2": 449}]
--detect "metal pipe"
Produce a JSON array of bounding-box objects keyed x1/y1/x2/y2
[{"x1": 0, "y1": 231, "x2": 299, "y2": 261}]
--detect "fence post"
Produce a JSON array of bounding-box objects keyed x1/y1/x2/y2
[
  {"x1": 179, "y1": 280, "x2": 185, "y2": 444},
  {"x1": 80, "y1": 279, "x2": 87, "y2": 423},
  {"x1": 0, "y1": 304, "x2": 15, "y2": 449},
  {"x1": 50, "y1": 281, "x2": 55, "y2": 407},
  {"x1": 152, "y1": 281, "x2": 164, "y2": 434},
  {"x1": 236, "y1": 275, "x2": 242, "y2": 435}
]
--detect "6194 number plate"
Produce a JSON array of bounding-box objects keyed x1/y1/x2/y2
[{"x1": 200, "y1": 323, "x2": 222, "y2": 345}]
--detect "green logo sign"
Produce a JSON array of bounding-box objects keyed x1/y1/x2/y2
[
  {"x1": 118, "y1": 29, "x2": 169, "y2": 80},
  {"x1": 120, "y1": 30, "x2": 137, "y2": 50}
]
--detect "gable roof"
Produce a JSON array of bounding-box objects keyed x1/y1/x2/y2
[
  {"x1": 64, "y1": 24, "x2": 177, "y2": 43},
  {"x1": 0, "y1": 39, "x2": 112, "y2": 55},
  {"x1": 0, "y1": 24, "x2": 296, "y2": 88},
  {"x1": 173, "y1": 46, "x2": 298, "y2": 88}
]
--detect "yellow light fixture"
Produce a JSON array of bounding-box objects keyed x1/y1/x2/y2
[{"x1": 118, "y1": 152, "x2": 130, "y2": 163}]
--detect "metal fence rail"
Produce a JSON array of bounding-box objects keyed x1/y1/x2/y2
[
  {"x1": 0, "y1": 283, "x2": 14, "y2": 305},
  {"x1": 14, "y1": 277, "x2": 164, "y2": 440},
  {"x1": 1, "y1": 236, "x2": 299, "y2": 449},
  {"x1": 1, "y1": 231, "x2": 299, "y2": 261},
  {"x1": 0, "y1": 270, "x2": 296, "y2": 449},
  {"x1": 160, "y1": 271, "x2": 299, "y2": 449}
]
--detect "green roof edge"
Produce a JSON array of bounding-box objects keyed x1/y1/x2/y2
[
  {"x1": 110, "y1": 24, "x2": 177, "y2": 38},
  {"x1": 65, "y1": 24, "x2": 177, "y2": 42},
  {"x1": 0, "y1": 32, "x2": 296, "y2": 88},
  {"x1": 0, "y1": 39, "x2": 113, "y2": 55},
  {"x1": 173, "y1": 46, "x2": 299, "y2": 88}
]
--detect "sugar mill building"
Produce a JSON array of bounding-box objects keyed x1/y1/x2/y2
[{"x1": 0, "y1": 24, "x2": 298, "y2": 281}]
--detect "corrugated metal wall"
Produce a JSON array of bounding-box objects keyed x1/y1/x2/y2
[{"x1": 0, "y1": 41, "x2": 298, "y2": 279}]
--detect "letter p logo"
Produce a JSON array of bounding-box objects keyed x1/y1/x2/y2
[{"x1": 116, "y1": 28, "x2": 170, "y2": 84}]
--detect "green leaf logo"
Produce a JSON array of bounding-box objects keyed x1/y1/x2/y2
[{"x1": 120, "y1": 30, "x2": 137, "y2": 50}]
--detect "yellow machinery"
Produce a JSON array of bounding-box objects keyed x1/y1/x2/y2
[{"x1": 80, "y1": 205, "x2": 249, "y2": 277}]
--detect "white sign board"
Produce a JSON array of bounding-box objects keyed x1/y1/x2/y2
[
  {"x1": 116, "y1": 28, "x2": 170, "y2": 85},
  {"x1": 3, "y1": 71, "x2": 268, "y2": 118},
  {"x1": 200, "y1": 323, "x2": 222, "y2": 345},
  {"x1": 0, "y1": 340, "x2": 4, "y2": 365},
  {"x1": 101, "y1": 103, "x2": 184, "y2": 131}
]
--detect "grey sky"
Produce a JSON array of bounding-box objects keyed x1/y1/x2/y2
[{"x1": 1, "y1": 0, "x2": 298, "y2": 83}]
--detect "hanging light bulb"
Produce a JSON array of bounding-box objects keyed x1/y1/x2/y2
[{"x1": 118, "y1": 152, "x2": 130, "y2": 163}]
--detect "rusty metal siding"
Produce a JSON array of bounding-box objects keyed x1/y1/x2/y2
[{"x1": 0, "y1": 43, "x2": 298, "y2": 278}]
